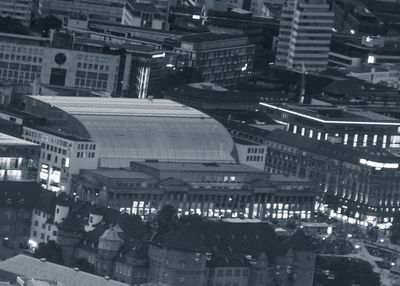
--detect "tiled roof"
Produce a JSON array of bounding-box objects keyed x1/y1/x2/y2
[
  {"x1": 0, "y1": 255, "x2": 129, "y2": 286},
  {"x1": 152, "y1": 218, "x2": 283, "y2": 257}
]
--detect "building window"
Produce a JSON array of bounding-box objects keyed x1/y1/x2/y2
[{"x1": 33, "y1": 231, "x2": 37, "y2": 237}]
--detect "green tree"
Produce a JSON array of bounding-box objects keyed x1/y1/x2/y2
[
  {"x1": 157, "y1": 205, "x2": 177, "y2": 234},
  {"x1": 31, "y1": 15, "x2": 62, "y2": 36},
  {"x1": 33, "y1": 240, "x2": 64, "y2": 265},
  {"x1": 0, "y1": 17, "x2": 29, "y2": 35},
  {"x1": 75, "y1": 258, "x2": 95, "y2": 274}
]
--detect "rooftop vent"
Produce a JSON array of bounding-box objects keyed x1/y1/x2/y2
[{"x1": 40, "y1": 258, "x2": 46, "y2": 263}]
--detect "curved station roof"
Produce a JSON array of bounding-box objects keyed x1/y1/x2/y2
[{"x1": 26, "y1": 96, "x2": 236, "y2": 167}]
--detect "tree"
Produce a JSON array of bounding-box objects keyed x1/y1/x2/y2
[
  {"x1": 157, "y1": 205, "x2": 177, "y2": 234},
  {"x1": 31, "y1": 15, "x2": 62, "y2": 37},
  {"x1": 75, "y1": 258, "x2": 95, "y2": 274},
  {"x1": 33, "y1": 240, "x2": 64, "y2": 265},
  {"x1": 0, "y1": 17, "x2": 29, "y2": 35}
]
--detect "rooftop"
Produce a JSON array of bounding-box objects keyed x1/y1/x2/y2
[
  {"x1": 0, "y1": 255, "x2": 128, "y2": 286},
  {"x1": 266, "y1": 129, "x2": 400, "y2": 166},
  {"x1": 0, "y1": 132, "x2": 38, "y2": 146},
  {"x1": 261, "y1": 103, "x2": 400, "y2": 125},
  {"x1": 81, "y1": 168, "x2": 153, "y2": 180},
  {"x1": 131, "y1": 161, "x2": 266, "y2": 174},
  {"x1": 179, "y1": 32, "x2": 245, "y2": 43},
  {"x1": 26, "y1": 96, "x2": 236, "y2": 167}
]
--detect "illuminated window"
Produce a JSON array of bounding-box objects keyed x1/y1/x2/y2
[
  {"x1": 353, "y1": 134, "x2": 358, "y2": 147},
  {"x1": 373, "y1": 135, "x2": 377, "y2": 146},
  {"x1": 301, "y1": 128, "x2": 305, "y2": 136},
  {"x1": 363, "y1": 134, "x2": 368, "y2": 147},
  {"x1": 344, "y1": 134, "x2": 348, "y2": 145},
  {"x1": 309, "y1": 130, "x2": 313, "y2": 138},
  {"x1": 293, "y1": 125, "x2": 297, "y2": 134},
  {"x1": 317, "y1": 132, "x2": 321, "y2": 140}
]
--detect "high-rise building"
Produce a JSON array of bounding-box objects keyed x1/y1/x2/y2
[
  {"x1": 173, "y1": 33, "x2": 255, "y2": 87},
  {"x1": 0, "y1": 0, "x2": 34, "y2": 26},
  {"x1": 275, "y1": 0, "x2": 334, "y2": 71}
]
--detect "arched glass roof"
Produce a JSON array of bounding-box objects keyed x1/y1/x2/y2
[{"x1": 28, "y1": 96, "x2": 236, "y2": 167}]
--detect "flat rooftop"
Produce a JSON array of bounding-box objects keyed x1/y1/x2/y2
[
  {"x1": 266, "y1": 129, "x2": 400, "y2": 166},
  {"x1": 132, "y1": 161, "x2": 266, "y2": 173},
  {"x1": 261, "y1": 103, "x2": 400, "y2": 125},
  {"x1": 81, "y1": 168, "x2": 153, "y2": 180},
  {"x1": 0, "y1": 132, "x2": 38, "y2": 146},
  {"x1": 179, "y1": 32, "x2": 245, "y2": 43}
]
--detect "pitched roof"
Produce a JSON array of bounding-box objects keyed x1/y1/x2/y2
[
  {"x1": 152, "y1": 218, "x2": 282, "y2": 257},
  {"x1": 0, "y1": 255, "x2": 128, "y2": 286}
]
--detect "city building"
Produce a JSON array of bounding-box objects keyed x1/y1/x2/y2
[
  {"x1": 346, "y1": 64, "x2": 400, "y2": 85},
  {"x1": 0, "y1": 107, "x2": 45, "y2": 138},
  {"x1": 149, "y1": 219, "x2": 316, "y2": 286},
  {"x1": 71, "y1": 161, "x2": 317, "y2": 220},
  {"x1": 0, "y1": 0, "x2": 35, "y2": 26},
  {"x1": 0, "y1": 254, "x2": 129, "y2": 286},
  {"x1": 127, "y1": 2, "x2": 163, "y2": 30},
  {"x1": 329, "y1": 35, "x2": 400, "y2": 67},
  {"x1": 0, "y1": 81, "x2": 12, "y2": 106},
  {"x1": 331, "y1": 0, "x2": 380, "y2": 34},
  {"x1": 164, "y1": 82, "x2": 265, "y2": 111},
  {"x1": 172, "y1": 33, "x2": 255, "y2": 86},
  {"x1": 275, "y1": 0, "x2": 334, "y2": 71},
  {"x1": 41, "y1": 0, "x2": 136, "y2": 26},
  {"x1": 0, "y1": 32, "x2": 121, "y2": 94},
  {"x1": 260, "y1": 102, "x2": 400, "y2": 150},
  {"x1": 28, "y1": 191, "x2": 149, "y2": 285},
  {"x1": 0, "y1": 181, "x2": 43, "y2": 249},
  {"x1": 22, "y1": 96, "x2": 236, "y2": 192},
  {"x1": 0, "y1": 132, "x2": 40, "y2": 182},
  {"x1": 264, "y1": 129, "x2": 400, "y2": 228}
]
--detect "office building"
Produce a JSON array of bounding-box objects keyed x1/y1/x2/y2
[
  {"x1": 260, "y1": 102, "x2": 400, "y2": 150},
  {"x1": 329, "y1": 36, "x2": 400, "y2": 67},
  {"x1": 41, "y1": 0, "x2": 135, "y2": 26},
  {"x1": 0, "y1": 33, "x2": 120, "y2": 94},
  {"x1": 275, "y1": 0, "x2": 334, "y2": 71},
  {"x1": 0, "y1": 132, "x2": 40, "y2": 182},
  {"x1": 173, "y1": 33, "x2": 255, "y2": 86},
  {"x1": 22, "y1": 96, "x2": 236, "y2": 192},
  {"x1": 149, "y1": 220, "x2": 316, "y2": 286},
  {"x1": 71, "y1": 161, "x2": 317, "y2": 220},
  {"x1": 264, "y1": 129, "x2": 400, "y2": 228},
  {"x1": 0, "y1": 0, "x2": 34, "y2": 26}
]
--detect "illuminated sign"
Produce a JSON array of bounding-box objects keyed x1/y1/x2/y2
[
  {"x1": 152, "y1": 53, "x2": 165, "y2": 59},
  {"x1": 359, "y1": 158, "x2": 399, "y2": 169}
]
